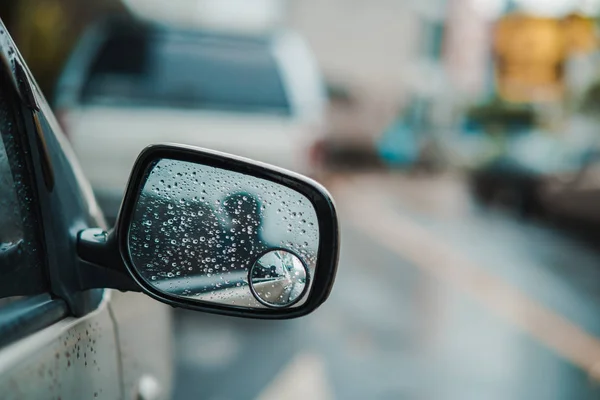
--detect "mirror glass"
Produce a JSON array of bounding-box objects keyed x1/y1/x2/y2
[{"x1": 127, "y1": 158, "x2": 319, "y2": 309}]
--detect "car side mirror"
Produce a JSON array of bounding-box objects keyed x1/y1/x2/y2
[{"x1": 77, "y1": 144, "x2": 339, "y2": 319}]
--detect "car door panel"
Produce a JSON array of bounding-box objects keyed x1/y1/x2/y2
[{"x1": 0, "y1": 293, "x2": 121, "y2": 400}]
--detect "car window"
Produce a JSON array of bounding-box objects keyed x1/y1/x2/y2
[
  {"x1": 81, "y1": 29, "x2": 291, "y2": 115},
  {"x1": 0, "y1": 86, "x2": 47, "y2": 300},
  {"x1": 0, "y1": 135, "x2": 24, "y2": 252}
]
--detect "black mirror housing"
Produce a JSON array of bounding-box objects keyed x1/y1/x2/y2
[{"x1": 78, "y1": 144, "x2": 339, "y2": 319}]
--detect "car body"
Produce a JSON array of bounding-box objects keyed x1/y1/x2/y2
[
  {"x1": 469, "y1": 129, "x2": 598, "y2": 218},
  {"x1": 457, "y1": 103, "x2": 576, "y2": 217},
  {"x1": 537, "y1": 162, "x2": 600, "y2": 225},
  {"x1": 469, "y1": 156, "x2": 547, "y2": 217},
  {"x1": 55, "y1": 17, "x2": 327, "y2": 224},
  {"x1": 0, "y1": 21, "x2": 173, "y2": 399},
  {"x1": 535, "y1": 116, "x2": 600, "y2": 224}
]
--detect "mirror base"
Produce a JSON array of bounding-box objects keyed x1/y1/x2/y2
[{"x1": 77, "y1": 228, "x2": 140, "y2": 292}]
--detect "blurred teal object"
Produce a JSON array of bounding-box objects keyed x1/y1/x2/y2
[
  {"x1": 377, "y1": 120, "x2": 418, "y2": 166},
  {"x1": 377, "y1": 96, "x2": 430, "y2": 167},
  {"x1": 377, "y1": 96, "x2": 432, "y2": 167}
]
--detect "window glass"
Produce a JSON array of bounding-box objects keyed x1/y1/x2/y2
[
  {"x1": 0, "y1": 135, "x2": 23, "y2": 248},
  {"x1": 82, "y1": 29, "x2": 291, "y2": 115},
  {"x1": 0, "y1": 86, "x2": 47, "y2": 299}
]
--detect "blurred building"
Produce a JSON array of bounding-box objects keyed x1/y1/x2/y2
[
  {"x1": 287, "y1": 0, "x2": 495, "y2": 146},
  {"x1": 288, "y1": 0, "x2": 419, "y2": 101},
  {"x1": 122, "y1": 0, "x2": 286, "y2": 33},
  {"x1": 287, "y1": 0, "x2": 440, "y2": 146},
  {"x1": 444, "y1": 0, "x2": 494, "y2": 99}
]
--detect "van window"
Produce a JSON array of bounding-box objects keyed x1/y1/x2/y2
[{"x1": 82, "y1": 29, "x2": 291, "y2": 115}]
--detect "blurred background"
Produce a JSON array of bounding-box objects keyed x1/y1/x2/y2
[{"x1": 5, "y1": 0, "x2": 600, "y2": 398}]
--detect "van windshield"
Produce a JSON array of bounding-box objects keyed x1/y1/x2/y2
[{"x1": 82, "y1": 28, "x2": 291, "y2": 115}]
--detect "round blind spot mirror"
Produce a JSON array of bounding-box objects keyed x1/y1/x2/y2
[{"x1": 249, "y1": 249, "x2": 309, "y2": 308}]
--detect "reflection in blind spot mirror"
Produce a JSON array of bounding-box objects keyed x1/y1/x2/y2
[{"x1": 249, "y1": 249, "x2": 309, "y2": 308}]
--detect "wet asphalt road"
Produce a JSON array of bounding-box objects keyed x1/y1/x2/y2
[{"x1": 172, "y1": 172, "x2": 600, "y2": 400}]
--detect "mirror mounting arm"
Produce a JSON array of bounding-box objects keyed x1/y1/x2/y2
[{"x1": 77, "y1": 228, "x2": 140, "y2": 292}]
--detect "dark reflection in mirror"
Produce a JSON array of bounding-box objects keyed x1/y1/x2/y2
[
  {"x1": 128, "y1": 159, "x2": 319, "y2": 308},
  {"x1": 221, "y1": 191, "x2": 268, "y2": 271}
]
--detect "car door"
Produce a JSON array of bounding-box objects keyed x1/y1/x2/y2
[{"x1": 0, "y1": 33, "x2": 126, "y2": 400}]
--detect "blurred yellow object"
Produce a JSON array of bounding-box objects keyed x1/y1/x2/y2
[
  {"x1": 494, "y1": 13, "x2": 598, "y2": 103},
  {"x1": 563, "y1": 14, "x2": 597, "y2": 54},
  {"x1": 494, "y1": 14, "x2": 565, "y2": 103}
]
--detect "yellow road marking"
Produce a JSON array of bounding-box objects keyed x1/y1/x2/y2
[{"x1": 337, "y1": 180, "x2": 600, "y2": 381}]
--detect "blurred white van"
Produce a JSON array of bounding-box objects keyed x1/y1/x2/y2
[{"x1": 55, "y1": 18, "x2": 327, "y2": 223}]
